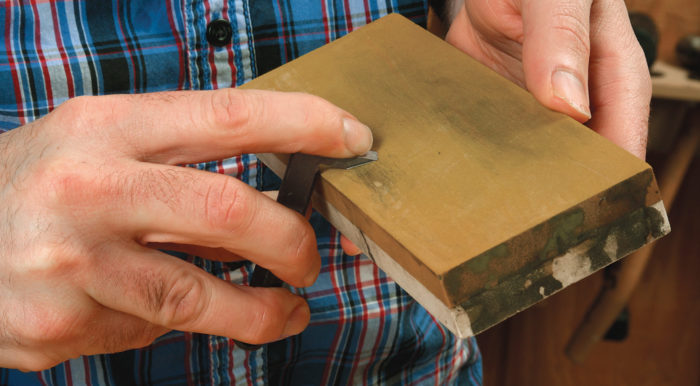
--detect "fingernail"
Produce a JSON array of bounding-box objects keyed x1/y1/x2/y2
[
  {"x1": 281, "y1": 303, "x2": 309, "y2": 339},
  {"x1": 303, "y1": 270, "x2": 318, "y2": 287},
  {"x1": 552, "y1": 69, "x2": 591, "y2": 119},
  {"x1": 343, "y1": 118, "x2": 373, "y2": 155}
]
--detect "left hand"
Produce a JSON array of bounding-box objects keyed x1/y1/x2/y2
[{"x1": 445, "y1": 0, "x2": 650, "y2": 159}]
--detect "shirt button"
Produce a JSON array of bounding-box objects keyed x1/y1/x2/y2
[{"x1": 206, "y1": 19, "x2": 233, "y2": 47}]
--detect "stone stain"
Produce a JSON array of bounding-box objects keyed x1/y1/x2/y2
[
  {"x1": 539, "y1": 208, "x2": 585, "y2": 261},
  {"x1": 456, "y1": 201, "x2": 669, "y2": 335},
  {"x1": 464, "y1": 243, "x2": 509, "y2": 274}
]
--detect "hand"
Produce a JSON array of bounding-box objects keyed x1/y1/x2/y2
[
  {"x1": 0, "y1": 89, "x2": 373, "y2": 371},
  {"x1": 445, "y1": 0, "x2": 651, "y2": 159}
]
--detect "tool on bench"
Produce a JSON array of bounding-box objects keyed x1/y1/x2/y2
[{"x1": 235, "y1": 150, "x2": 378, "y2": 350}]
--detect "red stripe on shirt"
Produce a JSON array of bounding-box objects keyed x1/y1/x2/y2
[
  {"x1": 342, "y1": 0, "x2": 354, "y2": 32},
  {"x1": 362, "y1": 0, "x2": 372, "y2": 24},
  {"x1": 38, "y1": 371, "x2": 48, "y2": 386},
  {"x1": 431, "y1": 314, "x2": 446, "y2": 386},
  {"x1": 240, "y1": 267, "x2": 254, "y2": 385},
  {"x1": 321, "y1": 228, "x2": 345, "y2": 384},
  {"x1": 320, "y1": 0, "x2": 331, "y2": 44},
  {"x1": 222, "y1": 0, "x2": 237, "y2": 87},
  {"x1": 64, "y1": 359, "x2": 74, "y2": 386},
  {"x1": 82, "y1": 356, "x2": 92, "y2": 386},
  {"x1": 4, "y1": 3, "x2": 25, "y2": 125},
  {"x1": 30, "y1": 2, "x2": 55, "y2": 111},
  {"x1": 347, "y1": 256, "x2": 369, "y2": 382},
  {"x1": 363, "y1": 263, "x2": 387, "y2": 382}
]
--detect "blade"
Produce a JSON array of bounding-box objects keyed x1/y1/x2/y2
[{"x1": 324, "y1": 150, "x2": 378, "y2": 169}]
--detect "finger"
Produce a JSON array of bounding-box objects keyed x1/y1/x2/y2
[
  {"x1": 340, "y1": 235, "x2": 362, "y2": 256},
  {"x1": 587, "y1": 0, "x2": 650, "y2": 159},
  {"x1": 110, "y1": 162, "x2": 320, "y2": 287},
  {"x1": 146, "y1": 242, "x2": 244, "y2": 262},
  {"x1": 261, "y1": 189, "x2": 316, "y2": 231},
  {"x1": 521, "y1": 0, "x2": 593, "y2": 122},
  {"x1": 85, "y1": 245, "x2": 311, "y2": 344},
  {"x1": 446, "y1": 3, "x2": 527, "y2": 86},
  {"x1": 262, "y1": 190, "x2": 311, "y2": 219},
  {"x1": 69, "y1": 89, "x2": 373, "y2": 164}
]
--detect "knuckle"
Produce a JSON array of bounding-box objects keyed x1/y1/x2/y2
[
  {"x1": 615, "y1": 45, "x2": 652, "y2": 102},
  {"x1": 241, "y1": 294, "x2": 287, "y2": 343},
  {"x1": 18, "y1": 242, "x2": 83, "y2": 280},
  {"x1": 53, "y1": 95, "x2": 91, "y2": 121},
  {"x1": 150, "y1": 272, "x2": 208, "y2": 328},
  {"x1": 300, "y1": 93, "x2": 340, "y2": 131},
  {"x1": 19, "y1": 307, "x2": 81, "y2": 346},
  {"x1": 52, "y1": 96, "x2": 112, "y2": 135},
  {"x1": 33, "y1": 158, "x2": 118, "y2": 215},
  {"x1": 551, "y1": 10, "x2": 590, "y2": 58},
  {"x1": 11, "y1": 213, "x2": 90, "y2": 280},
  {"x1": 293, "y1": 93, "x2": 345, "y2": 153},
  {"x1": 203, "y1": 178, "x2": 255, "y2": 232},
  {"x1": 37, "y1": 158, "x2": 91, "y2": 206},
  {"x1": 210, "y1": 89, "x2": 257, "y2": 131},
  {"x1": 629, "y1": 44, "x2": 652, "y2": 99}
]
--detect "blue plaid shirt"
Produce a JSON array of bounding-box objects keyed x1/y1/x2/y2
[{"x1": 0, "y1": 1, "x2": 482, "y2": 384}]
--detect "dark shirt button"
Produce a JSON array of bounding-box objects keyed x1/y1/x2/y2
[{"x1": 206, "y1": 19, "x2": 233, "y2": 47}]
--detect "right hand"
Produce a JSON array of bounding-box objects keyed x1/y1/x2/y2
[{"x1": 0, "y1": 89, "x2": 373, "y2": 371}]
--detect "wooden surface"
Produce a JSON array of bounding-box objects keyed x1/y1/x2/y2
[
  {"x1": 243, "y1": 14, "x2": 669, "y2": 336},
  {"x1": 479, "y1": 153, "x2": 700, "y2": 386}
]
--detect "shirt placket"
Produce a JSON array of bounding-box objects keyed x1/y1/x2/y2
[
  {"x1": 181, "y1": 1, "x2": 263, "y2": 385},
  {"x1": 184, "y1": 0, "x2": 256, "y2": 91}
]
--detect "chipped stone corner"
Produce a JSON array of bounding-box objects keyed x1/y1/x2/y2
[
  {"x1": 450, "y1": 306, "x2": 474, "y2": 339},
  {"x1": 651, "y1": 200, "x2": 671, "y2": 237},
  {"x1": 550, "y1": 199, "x2": 670, "y2": 291}
]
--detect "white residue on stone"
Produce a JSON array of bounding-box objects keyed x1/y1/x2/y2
[{"x1": 551, "y1": 242, "x2": 593, "y2": 288}]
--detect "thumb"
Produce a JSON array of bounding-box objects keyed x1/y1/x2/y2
[{"x1": 521, "y1": 0, "x2": 593, "y2": 122}]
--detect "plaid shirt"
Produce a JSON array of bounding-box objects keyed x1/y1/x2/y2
[{"x1": 0, "y1": 1, "x2": 482, "y2": 384}]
